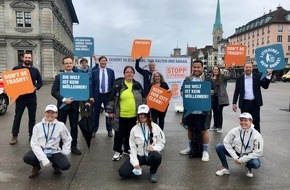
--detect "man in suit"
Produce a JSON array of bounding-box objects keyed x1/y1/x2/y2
[
  {"x1": 135, "y1": 57, "x2": 156, "y2": 95},
  {"x1": 51, "y1": 56, "x2": 81, "y2": 155},
  {"x1": 232, "y1": 62, "x2": 272, "y2": 133},
  {"x1": 90, "y1": 56, "x2": 115, "y2": 137}
]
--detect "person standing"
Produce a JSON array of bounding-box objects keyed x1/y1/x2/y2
[
  {"x1": 118, "y1": 104, "x2": 165, "y2": 183},
  {"x1": 106, "y1": 66, "x2": 146, "y2": 161},
  {"x1": 90, "y1": 56, "x2": 115, "y2": 137},
  {"x1": 232, "y1": 62, "x2": 272, "y2": 133},
  {"x1": 215, "y1": 113, "x2": 263, "y2": 178},
  {"x1": 23, "y1": 104, "x2": 72, "y2": 178},
  {"x1": 149, "y1": 71, "x2": 170, "y2": 130},
  {"x1": 135, "y1": 57, "x2": 156, "y2": 95},
  {"x1": 210, "y1": 65, "x2": 235, "y2": 133},
  {"x1": 10, "y1": 52, "x2": 43, "y2": 145},
  {"x1": 51, "y1": 56, "x2": 81, "y2": 155},
  {"x1": 179, "y1": 60, "x2": 214, "y2": 162}
]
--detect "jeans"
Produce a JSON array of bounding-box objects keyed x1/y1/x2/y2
[
  {"x1": 215, "y1": 143, "x2": 260, "y2": 170},
  {"x1": 212, "y1": 96, "x2": 224, "y2": 129}
]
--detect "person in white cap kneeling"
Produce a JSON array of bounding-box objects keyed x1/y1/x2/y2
[
  {"x1": 23, "y1": 104, "x2": 72, "y2": 178},
  {"x1": 118, "y1": 104, "x2": 165, "y2": 183},
  {"x1": 215, "y1": 112, "x2": 263, "y2": 178}
]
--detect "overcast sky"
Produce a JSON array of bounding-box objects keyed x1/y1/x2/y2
[{"x1": 72, "y1": 0, "x2": 290, "y2": 57}]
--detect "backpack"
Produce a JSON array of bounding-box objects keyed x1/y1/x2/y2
[{"x1": 189, "y1": 127, "x2": 203, "y2": 158}]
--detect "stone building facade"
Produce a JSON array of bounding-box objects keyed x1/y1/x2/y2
[{"x1": 0, "y1": 0, "x2": 78, "y2": 81}]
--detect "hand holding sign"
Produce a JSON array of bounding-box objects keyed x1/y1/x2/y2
[
  {"x1": 1, "y1": 68, "x2": 34, "y2": 104},
  {"x1": 255, "y1": 44, "x2": 285, "y2": 80},
  {"x1": 131, "y1": 39, "x2": 151, "y2": 59},
  {"x1": 147, "y1": 86, "x2": 172, "y2": 112}
]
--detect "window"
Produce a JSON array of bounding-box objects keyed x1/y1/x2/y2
[
  {"x1": 288, "y1": 35, "x2": 290, "y2": 42},
  {"x1": 262, "y1": 27, "x2": 265, "y2": 35},
  {"x1": 252, "y1": 31, "x2": 255, "y2": 37},
  {"x1": 268, "y1": 26, "x2": 270, "y2": 33},
  {"x1": 278, "y1": 24, "x2": 283, "y2": 33},
  {"x1": 252, "y1": 49, "x2": 254, "y2": 54},
  {"x1": 262, "y1": 38, "x2": 264, "y2": 45},
  {"x1": 16, "y1": 11, "x2": 31, "y2": 27},
  {"x1": 267, "y1": 36, "x2": 270, "y2": 43},
  {"x1": 252, "y1": 40, "x2": 254, "y2": 47},
  {"x1": 257, "y1": 29, "x2": 259, "y2": 36},
  {"x1": 257, "y1": 39, "x2": 259, "y2": 46},
  {"x1": 288, "y1": 46, "x2": 290, "y2": 52},
  {"x1": 288, "y1": 26, "x2": 290, "y2": 33},
  {"x1": 277, "y1": 35, "x2": 282, "y2": 42}
]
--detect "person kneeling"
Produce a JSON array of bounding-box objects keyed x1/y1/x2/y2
[
  {"x1": 118, "y1": 104, "x2": 165, "y2": 183},
  {"x1": 215, "y1": 112, "x2": 263, "y2": 178},
  {"x1": 23, "y1": 104, "x2": 72, "y2": 178}
]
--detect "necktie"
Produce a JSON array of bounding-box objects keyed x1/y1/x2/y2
[{"x1": 101, "y1": 70, "x2": 105, "y2": 93}]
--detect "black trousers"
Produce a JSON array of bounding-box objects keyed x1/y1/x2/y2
[
  {"x1": 92, "y1": 93, "x2": 112, "y2": 133},
  {"x1": 212, "y1": 96, "x2": 224, "y2": 129},
  {"x1": 241, "y1": 100, "x2": 260, "y2": 132},
  {"x1": 23, "y1": 150, "x2": 70, "y2": 170},
  {"x1": 151, "y1": 108, "x2": 167, "y2": 130},
  {"x1": 12, "y1": 97, "x2": 37, "y2": 137},
  {"x1": 57, "y1": 108, "x2": 79, "y2": 147},
  {"x1": 118, "y1": 151, "x2": 162, "y2": 178},
  {"x1": 113, "y1": 117, "x2": 136, "y2": 153}
]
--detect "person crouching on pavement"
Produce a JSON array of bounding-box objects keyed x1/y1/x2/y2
[
  {"x1": 215, "y1": 112, "x2": 263, "y2": 178},
  {"x1": 118, "y1": 104, "x2": 165, "y2": 183},
  {"x1": 23, "y1": 104, "x2": 72, "y2": 178}
]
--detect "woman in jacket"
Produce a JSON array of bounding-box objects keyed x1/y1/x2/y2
[
  {"x1": 106, "y1": 66, "x2": 146, "y2": 161},
  {"x1": 215, "y1": 113, "x2": 263, "y2": 178},
  {"x1": 210, "y1": 65, "x2": 235, "y2": 133},
  {"x1": 118, "y1": 104, "x2": 165, "y2": 183},
  {"x1": 149, "y1": 71, "x2": 171, "y2": 130}
]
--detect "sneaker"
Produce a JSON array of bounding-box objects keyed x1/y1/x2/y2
[
  {"x1": 201, "y1": 151, "x2": 209, "y2": 162},
  {"x1": 71, "y1": 147, "x2": 82, "y2": 155},
  {"x1": 217, "y1": 128, "x2": 222, "y2": 133},
  {"x1": 112, "y1": 151, "x2": 122, "y2": 161},
  {"x1": 123, "y1": 150, "x2": 130, "y2": 155},
  {"x1": 148, "y1": 172, "x2": 158, "y2": 183},
  {"x1": 179, "y1": 147, "x2": 191, "y2": 155},
  {"x1": 245, "y1": 167, "x2": 253, "y2": 178},
  {"x1": 216, "y1": 168, "x2": 230, "y2": 176},
  {"x1": 29, "y1": 164, "x2": 41, "y2": 178},
  {"x1": 108, "y1": 131, "x2": 113, "y2": 137},
  {"x1": 10, "y1": 136, "x2": 17, "y2": 145},
  {"x1": 210, "y1": 126, "x2": 217, "y2": 131}
]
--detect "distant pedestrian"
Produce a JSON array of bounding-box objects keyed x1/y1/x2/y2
[
  {"x1": 23, "y1": 105, "x2": 72, "y2": 178},
  {"x1": 215, "y1": 113, "x2": 263, "y2": 178},
  {"x1": 118, "y1": 104, "x2": 165, "y2": 183}
]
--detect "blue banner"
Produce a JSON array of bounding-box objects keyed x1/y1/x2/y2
[
  {"x1": 74, "y1": 37, "x2": 94, "y2": 58},
  {"x1": 182, "y1": 81, "x2": 211, "y2": 118}
]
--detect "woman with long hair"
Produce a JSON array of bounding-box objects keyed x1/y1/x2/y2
[{"x1": 118, "y1": 104, "x2": 165, "y2": 183}]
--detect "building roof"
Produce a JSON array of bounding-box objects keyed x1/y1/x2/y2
[
  {"x1": 67, "y1": 0, "x2": 79, "y2": 24},
  {"x1": 213, "y1": 0, "x2": 223, "y2": 33},
  {"x1": 228, "y1": 5, "x2": 290, "y2": 38}
]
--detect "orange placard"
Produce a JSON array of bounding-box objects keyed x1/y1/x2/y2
[
  {"x1": 224, "y1": 44, "x2": 246, "y2": 68},
  {"x1": 1, "y1": 68, "x2": 34, "y2": 104},
  {"x1": 147, "y1": 85, "x2": 172, "y2": 112},
  {"x1": 131, "y1": 39, "x2": 151, "y2": 59}
]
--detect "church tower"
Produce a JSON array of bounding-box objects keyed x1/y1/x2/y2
[{"x1": 212, "y1": 0, "x2": 223, "y2": 49}]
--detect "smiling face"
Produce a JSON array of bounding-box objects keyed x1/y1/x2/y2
[
  {"x1": 63, "y1": 58, "x2": 73, "y2": 72},
  {"x1": 138, "y1": 113, "x2": 148, "y2": 123},
  {"x1": 153, "y1": 72, "x2": 161, "y2": 83},
  {"x1": 45, "y1": 110, "x2": 57, "y2": 122},
  {"x1": 244, "y1": 63, "x2": 253, "y2": 76},
  {"x1": 213, "y1": 66, "x2": 220, "y2": 76},
  {"x1": 191, "y1": 61, "x2": 204, "y2": 77},
  {"x1": 99, "y1": 57, "x2": 107, "y2": 69},
  {"x1": 239, "y1": 118, "x2": 252, "y2": 130},
  {"x1": 124, "y1": 66, "x2": 135, "y2": 82},
  {"x1": 148, "y1": 62, "x2": 156, "y2": 72}
]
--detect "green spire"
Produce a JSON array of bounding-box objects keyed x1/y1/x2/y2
[{"x1": 213, "y1": 0, "x2": 222, "y2": 32}]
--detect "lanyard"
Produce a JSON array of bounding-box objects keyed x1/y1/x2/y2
[
  {"x1": 141, "y1": 123, "x2": 150, "y2": 145},
  {"x1": 42, "y1": 123, "x2": 56, "y2": 145},
  {"x1": 239, "y1": 130, "x2": 253, "y2": 155}
]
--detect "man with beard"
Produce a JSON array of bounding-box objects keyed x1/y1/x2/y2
[{"x1": 10, "y1": 52, "x2": 43, "y2": 145}]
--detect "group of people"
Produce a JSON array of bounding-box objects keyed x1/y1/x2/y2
[{"x1": 9, "y1": 52, "x2": 272, "y2": 182}]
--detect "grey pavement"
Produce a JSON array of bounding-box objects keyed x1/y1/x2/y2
[{"x1": 0, "y1": 82, "x2": 290, "y2": 190}]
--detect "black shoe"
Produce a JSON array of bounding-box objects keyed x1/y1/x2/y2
[
  {"x1": 108, "y1": 131, "x2": 113, "y2": 137},
  {"x1": 71, "y1": 147, "x2": 82, "y2": 155}
]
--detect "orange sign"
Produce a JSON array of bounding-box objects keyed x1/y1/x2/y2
[
  {"x1": 1, "y1": 68, "x2": 34, "y2": 104},
  {"x1": 224, "y1": 44, "x2": 246, "y2": 68},
  {"x1": 131, "y1": 39, "x2": 151, "y2": 59},
  {"x1": 147, "y1": 85, "x2": 172, "y2": 112}
]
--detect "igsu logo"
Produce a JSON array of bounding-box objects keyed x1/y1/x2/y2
[{"x1": 259, "y1": 48, "x2": 281, "y2": 68}]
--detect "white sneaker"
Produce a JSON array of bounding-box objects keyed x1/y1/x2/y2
[
  {"x1": 217, "y1": 128, "x2": 222, "y2": 133},
  {"x1": 216, "y1": 168, "x2": 230, "y2": 176},
  {"x1": 201, "y1": 151, "x2": 209, "y2": 162},
  {"x1": 245, "y1": 168, "x2": 253, "y2": 178},
  {"x1": 209, "y1": 126, "x2": 217, "y2": 131},
  {"x1": 112, "y1": 152, "x2": 122, "y2": 161},
  {"x1": 179, "y1": 147, "x2": 191, "y2": 155}
]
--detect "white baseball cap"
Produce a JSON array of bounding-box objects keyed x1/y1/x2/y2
[
  {"x1": 137, "y1": 104, "x2": 150, "y2": 114},
  {"x1": 239, "y1": 112, "x2": 252, "y2": 120},
  {"x1": 45, "y1": 104, "x2": 58, "y2": 113}
]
